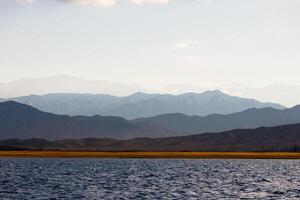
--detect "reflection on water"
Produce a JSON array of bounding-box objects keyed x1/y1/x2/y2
[{"x1": 0, "y1": 158, "x2": 300, "y2": 199}]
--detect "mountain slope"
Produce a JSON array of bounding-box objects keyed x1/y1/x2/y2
[
  {"x1": 134, "y1": 105, "x2": 300, "y2": 134},
  {"x1": 1, "y1": 123, "x2": 300, "y2": 152},
  {"x1": 0, "y1": 101, "x2": 177, "y2": 140},
  {"x1": 4, "y1": 90, "x2": 285, "y2": 119},
  {"x1": 218, "y1": 83, "x2": 300, "y2": 107}
]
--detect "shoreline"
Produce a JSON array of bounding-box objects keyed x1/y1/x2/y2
[{"x1": 1, "y1": 151, "x2": 300, "y2": 159}]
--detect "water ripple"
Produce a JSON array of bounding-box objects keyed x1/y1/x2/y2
[{"x1": 0, "y1": 159, "x2": 300, "y2": 199}]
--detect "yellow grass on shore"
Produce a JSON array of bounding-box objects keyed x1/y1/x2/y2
[{"x1": 0, "y1": 151, "x2": 300, "y2": 159}]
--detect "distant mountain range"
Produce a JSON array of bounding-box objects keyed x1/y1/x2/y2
[
  {"x1": 1, "y1": 101, "x2": 300, "y2": 141},
  {"x1": 1, "y1": 75, "x2": 300, "y2": 107},
  {"x1": 1, "y1": 123, "x2": 300, "y2": 152},
  {"x1": 134, "y1": 105, "x2": 300, "y2": 134},
  {"x1": 218, "y1": 83, "x2": 300, "y2": 107},
  {"x1": 158, "y1": 83, "x2": 300, "y2": 107},
  {"x1": 2, "y1": 90, "x2": 284, "y2": 119},
  {"x1": 0, "y1": 75, "x2": 145, "y2": 98},
  {"x1": 0, "y1": 101, "x2": 177, "y2": 140}
]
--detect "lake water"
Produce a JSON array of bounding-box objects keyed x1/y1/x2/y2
[{"x1": 0, "y1": 159, "x2": 300, "y2": 199}]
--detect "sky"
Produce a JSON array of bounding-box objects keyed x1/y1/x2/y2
[{"x1": 1, "y1": 0, "x2": 300, "y2": 89}]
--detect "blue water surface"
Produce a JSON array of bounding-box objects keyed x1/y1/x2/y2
[{"x1": 0, "y1": 158, "x2": 300, "y2": 199}]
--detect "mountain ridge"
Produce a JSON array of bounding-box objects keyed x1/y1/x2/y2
[
  {"x1": 133, "y1": 105, "x2": 300, "y2": 134},
  {"x1": 1, "y1": 122, "x2": 300, "y2": 152},
  {"x1": 2, "y1": 90, "x2": 285, "y2": 119},
  {"x1": 0, "y1": 101, "x2": 178, "y2": 140}
]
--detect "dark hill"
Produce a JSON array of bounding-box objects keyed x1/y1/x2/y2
[
  {"x1": 133, "y1": 105, "x2": 300, "y2": 134},
  {"x1": 0, "y1": 101, "x2": 177, "y2": 140},
  {"x1": 1, "y1": 123, "x2": 300, "y2": 152}
]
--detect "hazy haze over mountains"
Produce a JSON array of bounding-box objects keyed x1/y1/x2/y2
[
  {"x1": 3, "y1": 90, "x2": 284, "y2": 119},
  {"x1": 0, "y1": 75, "x2": 299, "y2": 107},
  {"x1": 1, "y1": 0, "x2": 300, "y2": 154},
  {"x1": 219, "y1": 83, "x2": 300, "y2": 108},
  {"x1": 0, "y1": 75, "x2": 146, "y2": 97},
  {"x1": 156, "y1": 83, "x2": 300, "y2": 107}
]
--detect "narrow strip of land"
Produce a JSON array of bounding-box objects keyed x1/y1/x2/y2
[{"x1": 0, "y1": 151, "x2": 300, "y2": 159}]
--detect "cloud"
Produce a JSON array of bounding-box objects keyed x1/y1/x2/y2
[
  {"x1": 129, "y1": 0, "x2": 171, "y2": 5},
  {"x1": 177, "y1": 56, "x2": 201, "y2": 64},
  {"x1": 16, "y1": 0, "x2": 34, "y2": 4},
  {"x1": 172, "y1": 40, "x2": 200, "y2": 49},
  {"x1": 16, "y1": 0, "x2": 173, "y2": 7},
  {"x1": 62, "y1": 0, "x2": 117, "y2": 6},
  {"x1": 173, "y1": 41, "x2": 189, "y2": 49},
  {"x1": 62, "y1": 0, "x2": 173, "y2": 6}
]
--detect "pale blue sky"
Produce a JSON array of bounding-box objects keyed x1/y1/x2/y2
[{"x1": 1, "y1": 0, "x2": 300, "y2": 88}]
